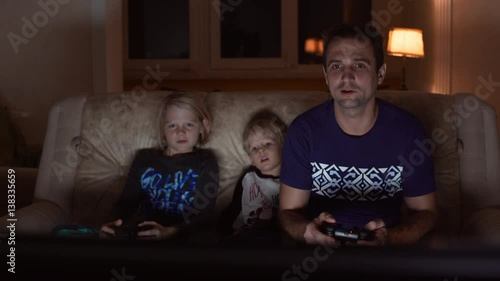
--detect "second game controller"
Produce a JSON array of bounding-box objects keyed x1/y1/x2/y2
[
  {"x1": 112, "y1": 223, "x2": 154, "y2": 239},
  {"x1": 111, "y1": 211, "x2": 143, "y2": 239},
  {"x1": 321, "y1": 223, "x2": 374, "y2": 242},
  {"x1": 112, "y1": 224, "x2": 138, "y2": 239},
  {"x1": 110, "y1": 203, "x2": 155, "y2": 239}
]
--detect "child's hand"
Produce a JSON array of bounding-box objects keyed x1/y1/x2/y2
[
  {"x1": 99, "y1": 219, "x2": 123, "y2": 238},
  {"x1": 136, "y1": 221, "x2": 180, "y2": 240}
]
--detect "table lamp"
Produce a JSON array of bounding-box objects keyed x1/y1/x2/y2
[{"x1": 387, "y1": 28, "x2": 425, "y2": 91}]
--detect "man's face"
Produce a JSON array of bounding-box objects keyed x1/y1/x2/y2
[{"x1": 323, "y1": 37, "x2": 386, "y2": 110}]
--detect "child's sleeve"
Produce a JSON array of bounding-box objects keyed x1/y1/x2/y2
[
  {"x1": 217, "y1": 169, "x2": 247, "y2": 235},
  {"x1": 109, "y1": 151, "x2": 146, "y2": 222},
  {"x1": 186, "y1": 154, "x2": 220, "y2": 227},
  {"x1": 197, "y1": 155, "x2": 220, "y2": 215}
]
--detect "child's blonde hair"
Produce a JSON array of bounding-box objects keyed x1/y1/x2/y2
[
  {"x1": 242, "y1": 109, "x2": 288, "y2": 154},
  {"x1": 158, "y1": 92, "x2": 211, "y2": 150}
]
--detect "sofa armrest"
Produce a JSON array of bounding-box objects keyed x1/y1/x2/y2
[
  {"x1": 454, "y1": 94, "x2": 500, "y2": 220},
  {"x1": 0, "y1": 200, "x2": 71, "y2": 235},
  {"x1": 461, "y1": 207, "x2": 500, "y2": 245}
]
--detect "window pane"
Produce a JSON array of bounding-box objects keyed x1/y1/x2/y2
[
  {"x1": 128, "y1": 0, "x2": 189, "y2": 59},
  {"x1": 299, "y1": 0, "x2": 372, "y2": 64},
  {"x1": 220, "y1": 0, "x2": 281, "y2": 58}
]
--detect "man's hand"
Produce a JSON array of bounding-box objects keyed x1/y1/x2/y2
[
  {"x1": 356, "y1": 218, "x2": 388, "y2": 247},
  {"x1": 303, "y1": 212, "x2": 340, "y2": 247}
]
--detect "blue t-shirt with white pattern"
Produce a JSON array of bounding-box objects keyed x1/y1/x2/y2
[{"x1": 280, "y1": 98, "x2": 436, "y2": 229}]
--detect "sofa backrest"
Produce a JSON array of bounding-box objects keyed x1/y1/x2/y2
[{"x1": 34, "y1": 90, "x2": 499, "y2": 235}]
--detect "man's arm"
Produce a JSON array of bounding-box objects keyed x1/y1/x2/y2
[
  {"x1": 360, "y1": 192, "x2": 438, "y2": 247},
  {"x1": 387, "y1": 192, "x2": 438, "y2": 245},
  {"x1": 278, "y1": 183, "x2": 311, "y2": 242},
  {"x1": 279, "y1": 183, "x2": 337, "y2": 245}
]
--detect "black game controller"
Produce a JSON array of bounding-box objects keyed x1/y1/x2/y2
[
  {"x1": 113, "y1": 219, "x2": 153, "y2": 240},
  {"x1": 111, "y1": 206, "x2": 153, "y2": 239},
  {"x1": 321, "y1": 223, "x2": 374, "y2": 243},
  {"x1": 112, "y1": 224, "x2": 139, "y2": 239},
  {"x1": 113, "y1": 224, "x2": 154, "y2": 239}
]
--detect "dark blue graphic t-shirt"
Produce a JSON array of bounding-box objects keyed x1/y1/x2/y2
[{"x1": 112, "y1": 148, "x2": 219, "y2": 227}]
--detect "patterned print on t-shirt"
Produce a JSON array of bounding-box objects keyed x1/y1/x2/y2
[
  {"x1": 140, "y1": 167, "x2": 198, "y2": 215},
  {"x1": 311, "y1": 162, "x2": 402, "y2": 201}
]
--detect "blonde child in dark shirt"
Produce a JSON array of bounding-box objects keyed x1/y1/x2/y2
[{"x1": 99, "y1": 92, "x2": 219, "y2": 241}]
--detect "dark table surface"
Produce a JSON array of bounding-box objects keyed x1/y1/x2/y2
[{"x1": 3, "y1": 234, "x2": 500, "y2": 281}]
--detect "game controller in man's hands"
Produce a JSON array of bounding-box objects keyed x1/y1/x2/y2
[{"x1": 321, "y1": 223, "x2": 375, "y2": 242}]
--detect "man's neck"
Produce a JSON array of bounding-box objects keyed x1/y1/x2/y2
[{"x1": 334, "y1": 100, "x2": 378, "y2": 136}]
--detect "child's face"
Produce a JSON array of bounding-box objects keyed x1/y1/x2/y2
[
  {"x1": 163, "y1": 105, "x2": 204, "y2": 156},
  {"x1": 247, "y1": 130, "x2": 282, "y2": 177}
]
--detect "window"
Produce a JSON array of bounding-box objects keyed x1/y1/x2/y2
[
  {"x1": 124, "y1": 0, "x2": 372, "y2": 79},
  {"x1": 298, "y1": 0, "x2": 372, "y2": 65},
  {"x1": 210, "y1": 0, "x2": 293, "y2": 69},
  {"x1": 220, "y1": 0, "x2": 281, "y2": 58},
  {"x1": 128, "y1": 0, "x2": 190, "y2": 59},
  {"x1": 123, "y1": 0, "x2": 206, "y2": 79}
]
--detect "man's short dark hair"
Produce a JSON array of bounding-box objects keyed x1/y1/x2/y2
[{"x1": 322, "y1": 23, "x2": 385, "y2": 73}]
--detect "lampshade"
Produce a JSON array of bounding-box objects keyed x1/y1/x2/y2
[{"x1": 387, "y1": 28, "x2": 424, "y2": 58}]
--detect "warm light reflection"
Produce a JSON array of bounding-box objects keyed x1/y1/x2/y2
[{"x1": 304, "y1": 38, "x2": 323, "y2": 56}]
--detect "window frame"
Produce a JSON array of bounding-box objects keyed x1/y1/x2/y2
[
  {"x1": 123, "y1": 0, "x2": 208, "y2": 80},
  {"x1": 123, "y1": 0, "x2": 332, "y2": 80}
]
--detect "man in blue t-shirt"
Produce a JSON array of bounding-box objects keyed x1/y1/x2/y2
[{"x1": 278, "y1": 23, "x2": 438, "y2": 247}]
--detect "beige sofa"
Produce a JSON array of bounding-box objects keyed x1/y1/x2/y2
[{"x1": 2, "y1": 90, "x2": 500, "y2": 246}]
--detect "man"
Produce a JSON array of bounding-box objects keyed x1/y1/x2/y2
[{"x1": 278, "y1": 23, "x2": 438, "y2": 247}]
